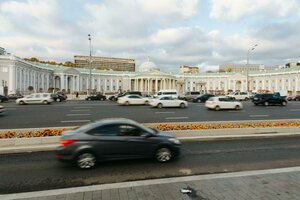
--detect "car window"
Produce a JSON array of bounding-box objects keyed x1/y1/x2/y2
[
  {"x1": 219, "y1": 98, "x2": 227, "y2": 101},
  {"x1": 87, "y1": 124, "x2": 119, "y2": 136},
  {"x1": 35, "y1": 94, "x2": 41, "y2": 98},
  {"x1": 43, "y1": 94, "x2": 48, "y2": 97},
  {"x1": 118, "y1": 125, "x2": 146, "y2": 136}
]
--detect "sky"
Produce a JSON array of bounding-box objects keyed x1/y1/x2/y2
[{"x1": 0, "y1": 0, "x2": 300, "y2": 72}]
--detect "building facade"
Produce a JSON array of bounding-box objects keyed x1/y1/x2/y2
[
  {"x1": 179, "y1": 65, "x2": 199, "y2": 74},
  {"x1": 219, "y1": 63, "x2": 278, "y2": 72},
  {"x1": 74, "y1": 55, "x2": 135, "y2": 71},
  {"x1": 1, "y1": 54, "x2": 300, "y2": 96}
]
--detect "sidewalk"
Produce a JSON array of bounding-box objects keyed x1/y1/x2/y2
[{"x1": 2, "y1": 167, "x2": 300, "y2": 200}]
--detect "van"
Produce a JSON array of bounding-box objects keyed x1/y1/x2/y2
[
  {"x1": 154, "y1": 89, "x2": 178, "y2": 99},
  {"x1": 179, "y1": 91, "x2": 201, "y2": 101}
]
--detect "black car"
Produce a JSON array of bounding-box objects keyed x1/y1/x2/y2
[
  {"x1": 51, "y1": 93, "x2": 67, "y2": 102},
  {"x1": 252, "y1": 93, "x2": 287, "y2": 106},
  {"x1": 192, "y1": 94, "x2": 215, "y2": 103},
  {"x1": 0, "y1": 95, "x2": 9, "y2": 103},
  {"x1": 56, "y1": 118, "x2": 181, "y2": 169},
  {"x1": 86, "y1": 94, "x2": 106, "y2": 101},
  {"x1": 7, "y1": 94, "x2": 23, "y2": 100}
]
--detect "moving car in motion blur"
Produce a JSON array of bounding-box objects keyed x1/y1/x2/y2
[
  {"x1": 7, "y1": 94, "x2": 23, "y2": 100},
  {"x1": 0, "y1": 95, "x2": 9, "y2": 103},
  {"x1": 205, "y1": 96, "x2": 243, "y2": 111},
  {"x1": 192, "y1": 94, "x2": 215, "y2": 103},
  {"x1": 16, "y1": 93, "x2": 53, "y2": 105},
  {"x1": 117, "y1": 94, "x2": 149, "y2": 105},
  {"x1": 86, "y1": 94, "x2": 106, "y2": 101},
  {"x1": 150, "y1": 96, "x2": 188, "y2": 108},
  {"x1": 56, "y1": 118, "x2": 181, "y2": 169},
  {"x1": 287, "y1": 94, "x2": 300, "y2": 101},
  {"x1": 252, "y1": 93, "x2": 287, "y2": 106},
  {"x1": 51, "y1": 93, "x2": 67, "y2": 102},
  {"x1": 0, "y1": 105, "x2": 4, "y2": 114}
]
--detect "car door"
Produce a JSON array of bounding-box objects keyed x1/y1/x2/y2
[
  {"x1": 218, "y1": 97, "x2": 229, "y2": 109},
  {"x1": 25, "y1": 94, "x2": 37, "y2": 104}
]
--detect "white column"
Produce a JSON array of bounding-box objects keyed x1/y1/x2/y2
[
  {"x1": 155, "y1": 78, "x2": 158, "y2": 92},
  {"x1": 296, "y1": 76, "x2": 299, "y2": 92}
]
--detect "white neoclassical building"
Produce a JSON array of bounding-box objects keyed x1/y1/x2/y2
[{"x1": 0, "y1": 54, "x2": 300, "y2": 96}]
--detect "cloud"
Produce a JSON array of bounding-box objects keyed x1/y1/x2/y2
[{"x1": 209, "y1": 0, "x2": 299, "y2": 21}]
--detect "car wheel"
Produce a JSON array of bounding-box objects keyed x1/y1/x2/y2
[
  {"x1": 282, "y1": 101, "x2": 287, "y2": 106},
  {"x1": 296, "y1": 99, "x2": 299, "y2": 101},
  {"x1": 264, "y1": 101, "x2": 269, "y2": 106},
  {"x1": 215, "y1": 105, "x2": 220, "y2": 111},
  {"x1": 125, "y1": 101, "x2": 130, "y2": 106},
  {"x1": 197, "y1": 99, "x2": 201, "y2": 103},
  {"x1": 56, "y1": 98, "x2": 61, "y2": 102},
  {"x1": 157, "y1": 103, "x2": 163, "y2": 108},
  {"x1": 155, "y1": 147, "x2": 172, "y2": 162},
  {"x1": 235, "y1": 105, "x2": 240, "y2": 110},
  {"x1": 19, "y1": 101, "x2": 25, "y2": 105},
  {"x1": 43, "y1": 100, "x2": 48, "y2": 105},
  {"x1": 180, "y1": 103, "x2": 185, "y2": 108},
  {"x1": 254, "y1": 103, "x2": 258, "y2": 106},
  {"x1": 0, "y1": 99, "x2": 2, "y2": 103},
  {"x1": 244, "y1": 97, "x2": 249, "y2": 101},
  {"x1": 76, "y1": 152, "x2": 96, "y2": 169},
  {"x1": 87, "y1": 98, "x2": 91, "y2": 101},
  {"x1": 145, "y1": 100, "x2": 149, "y2": 105}
]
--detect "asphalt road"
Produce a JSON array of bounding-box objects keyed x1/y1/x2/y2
[
  {"x1": 0, "y1": 100, "x2": 300, "y2": 129},
  {"x1": 1, "y1": 136, "x2": 300, "y2": 194}
]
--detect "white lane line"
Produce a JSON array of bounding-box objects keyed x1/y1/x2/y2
[
  {"x1": 228, "y1": 110, "x2": 245, "y2": 113},
  {"x1": 66, "y1": 114, "x2": 91, "y2": 116},
  {"x1": 290, "y1": 109, "x2": 300, "y2": 111},
  {"x1": 61, "y1": 120, "x2": 91, "y2": 123},
  {"x1": 165, "y1": 117, "x2": 189, "y2": 120},
  {"x1": 155, "y1": 112, "x2": 175, "y2": 114},
  {"x1": 249, "y1": 115, "x2": 269, "y2": 117},
  {"x1": 70, "y1": 110, "x2": 90, "y2": 112}
]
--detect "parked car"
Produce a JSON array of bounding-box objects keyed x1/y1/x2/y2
[
  {"x1": 51, "y1": 93, "x2": 67, "y2": 102},
  {"x1": 149, "y1": 96, "x2": 188, "y2": 108},
  {"x1": 117, "y1": 95, "x2": 149, "y2": 105},
  {"x1": 252, "y1": 93, "x2": 287, "y2": 106},
  {"x1": 192, "y1": 94, "x2": 215, "y2": 103},
  {"x1": 153, "y1": 89, "x2": 178, "y2": 99},
  {"x1": 7, "y1": 94, "x2": 23, "y2": 100},
  {"x1": 86, "y1": 94, "x2": 106, "y2": 101},
  {"x1": 0, "y1": 95, "x2": 9, "y2": 103},
  {"x1": 205, "y1": 96, "x2": 243, "y2": 111},
  {"x1": 178, "y1": 91, "x2": 201, "y2": 101},
  {"x1": 16, "y1": 93, "x2": 53, "y2": 105},
  {"x1": 287, "y1": 94, "x2": 300, "y2": 101},
  {"x1": 0, "y1": 105, "x2": 4, "y2": 114},
  {"x1": 56, "y1": 118, "x2": 181, "y2": 169}
]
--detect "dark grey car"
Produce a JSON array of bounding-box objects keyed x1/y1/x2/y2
[{"x1": 56, "y1": 118, "x2": 181, "y2": 169}]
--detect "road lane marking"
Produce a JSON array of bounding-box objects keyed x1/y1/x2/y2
[
  {"x1": 73, "y1": 107, "x2": 92, "y2": 109},
  {"x1": 290, "y1": 109, "x2": 300, "y2": 111},
  {"x1": 165, "y1": 117, "x2": 189, "y2": 119},
  {"x1": 61, "y1": 120, "x2": 91, "y2": 123},
  {"x1": 249, "y1": 115, "x2": 269, "y2": 117},
  {"x1": 228, "y1": 110, "x2": 245, "y2": 113},
  {"x1": 155, "y1": 112, "x2": 175, "y2": 114},
  {"x1": 70, "y1": 110, "x2": 90, "y2": 112},
  {"x1": 66, "y1": 114, "x2": 91, "y2": 116}
]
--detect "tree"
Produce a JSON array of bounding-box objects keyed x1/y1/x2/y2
[{"x1": 28, "y1": 86, "x2": 34, "y2": 92}]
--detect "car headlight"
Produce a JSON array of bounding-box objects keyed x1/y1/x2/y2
[{"x1": 168, "y1": 138, "x2": 181, "y2": 144}]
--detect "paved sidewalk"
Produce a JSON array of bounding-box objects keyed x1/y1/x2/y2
[{"x1": 2, "y1": 167, "x2": 300, "y2": 200}]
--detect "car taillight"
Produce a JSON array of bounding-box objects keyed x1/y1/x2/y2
[{"x1": 60, "y1": 140, "x2": 75, "y2": 146}]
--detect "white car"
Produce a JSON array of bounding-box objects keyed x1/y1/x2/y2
[
  {"x1": 149, "y1": 96, "x2": 188, "y2": 108},
  {"x1": 0, "y1": 105, "x2": 4, "y2": 114},
  {"x1": 117, "y1": 95, "x2": 149, "y2": 105},
  {"x1": 205, "y1": 96, "x2": 243, "y2": 111},
  {"x1": 16, "y1": 93, "x2": 53, "y2": 105}
]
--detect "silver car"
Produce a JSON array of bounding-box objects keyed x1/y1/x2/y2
[
  {"x1": 56, "y1": 118, "x2": 181, "y2": 169},
  {"x1": 16, "y1": 93, "x2": 53, "y2": 105}
]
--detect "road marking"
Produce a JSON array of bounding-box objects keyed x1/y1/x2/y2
[
  {"x1": 61, "y1": 120, "x2": 91, "y2": 123},
  {"x1": 73, "y1": 107, "x2": 92, "y2": 109},
  {"x1": 66, "y1": 114, "x2": 91, "y2": 116},
  {"x1": 155, "y1": 112, "x2": 175, "y2": 114},
  {"x1": 290, "y1": 109, "x2": 300, "y2": 111},
  {"x1": 228, "y1": 110, "x2": 245, "y2": 113},
  {"x1": 249, "y1": 115, "x2": 269, "y2": 117},
  {"x1": 3, "y1": 108, "x2": 16, "y2": 110},
  {"x1": 165, "y1": 117, "x2": 189, "y2": 120},
  {"x1": 70, "y1": 110, "x2": 90, "y2": 112}
]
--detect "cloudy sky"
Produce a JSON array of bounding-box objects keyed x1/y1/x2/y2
[{"x1": 0, "y1": 0, "x2": 300, "y2": 72}]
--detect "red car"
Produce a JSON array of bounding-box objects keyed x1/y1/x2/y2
[{"x1": 287, "y1": 95, "x2": 300, "y2": 101}]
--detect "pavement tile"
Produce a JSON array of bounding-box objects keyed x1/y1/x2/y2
[
  {"x1": 92, "y1": 190, "x2": 102, "y2": 200},
  {"x1": 101, "y1": 189, "x2": 110, "y2": 200},
  {"x1": 118, "y1": 188, "x2": 129, "y2": 200}
]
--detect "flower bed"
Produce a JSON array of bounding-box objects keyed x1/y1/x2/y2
[{"x1": 0, "y1": 121, "x2": 300, "y2": 139}]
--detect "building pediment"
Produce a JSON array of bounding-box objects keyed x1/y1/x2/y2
[{"x1": 63, "y1": 68, "x2": 81, "y2": 75}]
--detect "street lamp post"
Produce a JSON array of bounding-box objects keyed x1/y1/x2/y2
[
  {"x1": 246, "y1": 44, "x2": 258, "y2": 92},
  {"x1": 88, "y1": 34, "x2": 92, "y2": 96}
]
